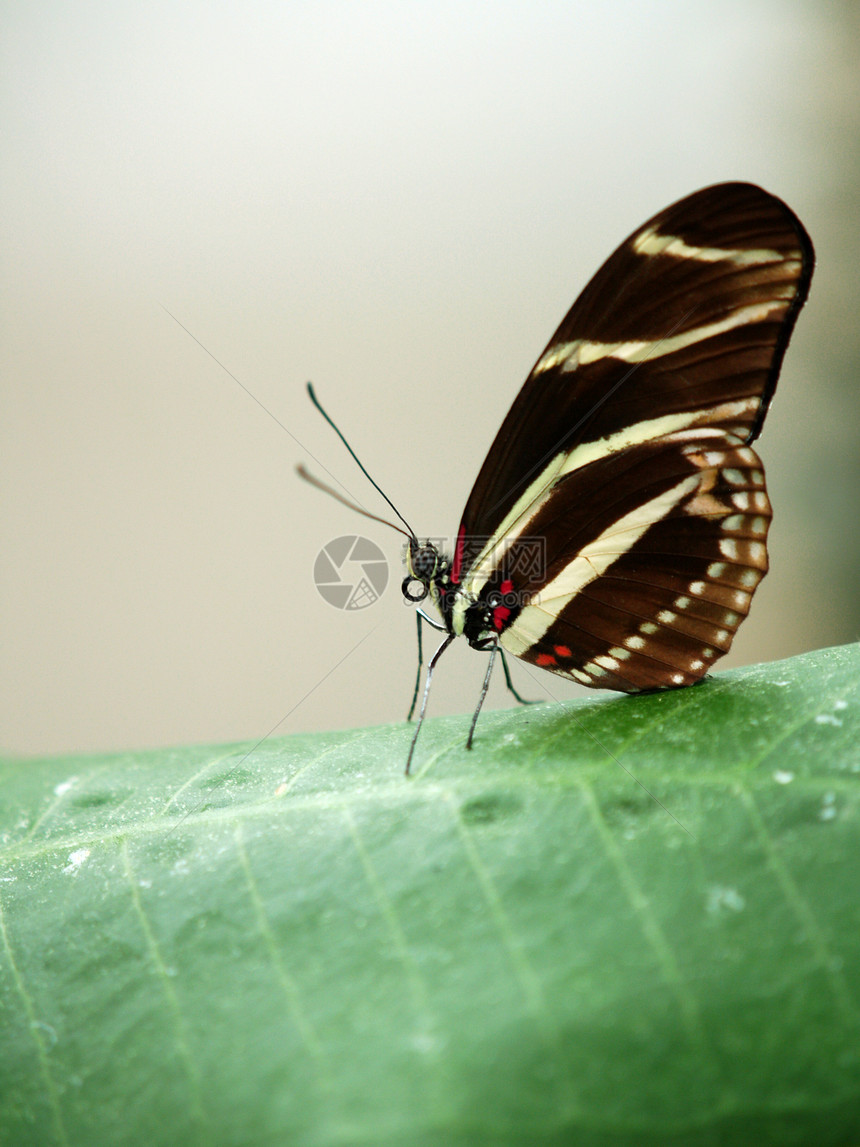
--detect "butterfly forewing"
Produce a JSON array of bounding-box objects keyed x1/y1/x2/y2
[
  {"x1": 457, "y1": 183, "x2": 812, "y2": 548},
  {"x1": 452, "y1": 182, "x2": 812, "y2": 691}
]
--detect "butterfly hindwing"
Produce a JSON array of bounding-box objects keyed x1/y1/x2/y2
[{"x1": 485, "y1": 430, "x2": 770, "y2": 690}]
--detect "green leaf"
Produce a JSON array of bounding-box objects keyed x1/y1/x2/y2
[{"x1": 2, "y1": 644, "x2": 859, "y2": 1146}]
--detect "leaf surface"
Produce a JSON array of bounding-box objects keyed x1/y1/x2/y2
[{"x1": 2, "y1": 644, "x2": 859, "y2": 1146}]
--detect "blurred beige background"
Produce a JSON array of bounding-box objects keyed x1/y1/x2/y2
[{"x1": 2, "y1": 2, "x2": 858, "y2": 757}]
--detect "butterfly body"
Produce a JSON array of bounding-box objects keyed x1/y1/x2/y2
[{"x1": 403, "y1": 183, "x2": 813, "y2": 698}]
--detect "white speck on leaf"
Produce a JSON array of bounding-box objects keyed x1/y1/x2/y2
[
  {"x1": 815, "y1": 713, "x2": 843, "y2": 727},
  {"x1": 31, "y1": 1020, "x2": 58, "y2": 1047},
  {"x1": 54, "y1": 777, "x2": 78, "y2": 797},
  {"x1": 62, "y1": 848, "x2": 90, "y2": 874},
  {"x1": 706, "y1": 885, "x2": 746, "y2": 915},
  {"x1": 773, "y1": 769, "x2": 794, "y2": 785},
  {"x1": 819, "y1": 792, "x2": 837, "y2": 821},
  {"x1": 834, "y1": 699, "x2": 848, "y2": 711},
  {"x1": 409, "y1": 1028, "x2": 443, "y2": 1055}
]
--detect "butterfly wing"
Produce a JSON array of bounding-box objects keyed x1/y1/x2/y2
[{"x1": 453, "y1": 183, "x2": 813, "y2": 689}]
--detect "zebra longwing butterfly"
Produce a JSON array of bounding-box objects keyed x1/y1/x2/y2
[{"x1": 305, "y1": 182, "x2": 813, "y2": 771}]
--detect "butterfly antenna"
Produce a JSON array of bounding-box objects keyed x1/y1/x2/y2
[
  {"x1": 296, "y1": 464, "x2": 413, "y2": 541},
  {"x1": 306, "y1": 382, "x2": 417, "y2": 542}
]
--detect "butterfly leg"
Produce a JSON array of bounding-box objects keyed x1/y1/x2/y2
[
  {"x1": 465, "y1": 639, "x2": 499, "y2": 750},
  {"x1": 407, "y1": 612, "x2": 424, "y2": 723},
  {"x1": 406, "y1": 632, "x2": 455, "y2": 775},
  {"x1": 407, "y1": 610, "x2": 447, "y2": 721},
  {"x1": 499, "y1": 647, "x2": 539, "y2": 706}
]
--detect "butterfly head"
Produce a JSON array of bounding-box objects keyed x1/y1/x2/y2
[{"x1": 402, "y1": 539, "x2": 448, "y2": 604}]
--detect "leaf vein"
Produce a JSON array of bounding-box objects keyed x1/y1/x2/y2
[
  {"x1": 121, "y1": 839, "x2": 209, "y2": 1137},
  {"x1": 0, "y1": 885, "x2": 70, "y2": 1147},
  {"x1": 737, "y1": 785, "x2": 857, "y2": 1018},
  {"x1": 233, "y1": 823, "x2": 331, "y2": 1081},
  {"x1": 580, "y1": 780, "x2": 708, "y2": 1049}
]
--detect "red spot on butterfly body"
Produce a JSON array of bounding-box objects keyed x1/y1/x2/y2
[
  {"x1": 536, "y1": 652, "x2": 557, "y2": 667},
  {"x1": 492, "y1": 606, "x2": 511, "y2": 631},
  {"x1": 554, "y1": 644, "x2": 572, "y2": 658}
]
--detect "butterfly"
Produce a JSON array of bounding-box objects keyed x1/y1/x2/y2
[{"x1": 305, "y1": 182, "x2": 814, "y2": 772}]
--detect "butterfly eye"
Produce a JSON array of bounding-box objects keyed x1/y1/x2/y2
[
  {"x1": 409, "y1": 544, "x2": 438, "y2": 580},
  {"x1": 401, "y1": 576, "x2": 429, "y2": 603}
]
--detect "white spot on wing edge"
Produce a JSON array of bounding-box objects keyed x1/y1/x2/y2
[
  {"x1": 719, "y1": 539, "x2": 739, "y2": 560},
  {"x1": 752, "y1": 491, "x2": 770, "y2": 512},
  {"x1": 609, "y1": 646, "x2": 632, "y2": 661}
]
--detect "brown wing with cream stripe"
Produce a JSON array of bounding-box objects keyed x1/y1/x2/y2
[
  {"x1": 454, "y1": 183, "x2": 813, "y2": 589},
  {"x1": 493, "y1": 430, "x2": 771, "y2": 690},
  {"x1": 452, "y1": 182, "x2": 812, "y2": 690}
]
